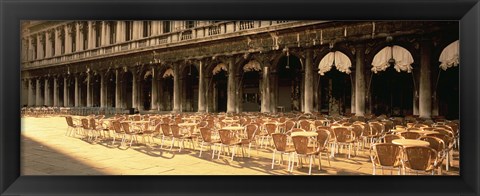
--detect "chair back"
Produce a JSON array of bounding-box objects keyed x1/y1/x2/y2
[
  {"x1": 351, "y1": 124, "x2": 364, "y2": 139},
  {"x1": 371, "y1": 143, "x2": 403, "y2": 167},
  {"x1": 384, "y1": 134, "x2": 404, "y2": 143},
  {"x1": 170, "y1": 124, "x2": 182, "y2": 137},
  {"x1": 291, "y1": 136, "x2": 310, "y2": 155},
  {"x1": 400, "y1": 132, "x2": 421, "y2": 139},
  {"x1": 264, "y1": 123, "x2": 277, "y2": 135},
  {"x1": 160, "y1": 123, "x2": 171, "y2": 136},
  {"x1": 298, "y1": 120, "x2": 311, "y2": 131},
  {"x1": 333, "y1": 127, "x2": 355, "y2": 143},
  {"x1": 121, "y1": 122, "x2": 133, "y2": 134},
  {"x1": 316, "y1": 129, "x2": 330, "y2": 150},
  {"x1": 81, "y1": 118, "x2": 90, "y2": 129},
  {"x1": 133, "y1": 115, "x2": 141, "y2": 121},
  {"x1": 112, "y1": 121, "x2": 123, "y2": 133},
  {"x1": 89, "y1": 118, "x2": 97, "y2": 130},
  {"x1": 218, "y1": 129, "x2": 236, "y2": 144},
  {"x1": 285, "y1": 120, "x2": 296, "y2": 132},
  {"x1": 244, "y1": 124, "x2": 258, "y2": 141},
  {"x1": 419, "y1": 136, "x2": 445, "y2": 152},
  {"x1": 403, "y1": 146, "x2": 437, "y2": 171},
  {"x1": 369, "y1": 122, "x2": 384, "y2": 135},
  {"x1": 65, "y1": 116, "x2": 74, "y2": 127},
  {"x1": 272, "y1": 133, "x2": 288, "y2": 152},
  {"x1": 433, "y1": 128, "x2": 454, "y2": 138},
  {"x1": 426, "y1": 133, "x2": 452, "y2": 148},
  {"x1": 199, "y1": 127, "x2": 214, "y2": 143}
]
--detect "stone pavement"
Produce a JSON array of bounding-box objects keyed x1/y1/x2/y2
[{"x1": 21, "y1": 116, "x2": 460, "y2": 175}]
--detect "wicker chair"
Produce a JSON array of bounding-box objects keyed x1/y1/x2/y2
[
  {"x1": 159, "y1": 123, "x2": 173, "y2": 149},
  {"x1": 121, "y1": 122, "x2": 138, "y2": 147},
  {"x1": 316, "y1": 129, "x2": 331, "y2": 170},
  {"x1": 290, "y1": 136, "x2": 320, "y2": 175},
  {"x1": 370, "y1": 143, "x2": 403, "y2": 175},
  {"x1": 419, "y1": 136, "x2": 445, "y2": 174},
  {"x1": 298, "y1": 120, "x2": 312, "y2": 131},
  {"x1": 170, "y1": 124, "x2": 195, "y2": 152},
  {"x1": 198, "y1": 127, "x2": 221, "y2": 158},
  {"x1": 284, "y1": 120, "x2": 296, "y2": 133},
  {"x1": 271, "y1": 133, "x2": 295, "y2": 169},
  {"x1": 217, "y1": 129, "x2": 244, "y2": 161},
  {"x1": 241, "y1": 124, "x2": 259, "y2": 156},
  {"x1": 400, "y1": 132, "x2": 421, "y2": 139},
  {"x1": 427, "y1": 133, "x2": 454, "y2": 171},
  {"x1": 332, "y1": 127, "x2": 356, "y2": 158},
  {"x1": 65, "y1": 116, "x2": 81, "y2": 137},
  {"x1": 80, "y1": 118, "x2": 90, "y2": 140},
  {"x1": 402, "y1": 146, "x2": 438, "y2": 175},
  {"x1": 111, "y1": 120, "x2": 125, "y2": 147},
  {"x1": 383, "y1": 134, "x2": 405, "y2": 143},
  {"x1": 259, "y1": 123, "x2": 277, "y2": 148}
]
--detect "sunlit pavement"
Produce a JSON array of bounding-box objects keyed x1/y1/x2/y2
[{"x1": 21, "y1": 116, "x2": 460, "y2": 175}]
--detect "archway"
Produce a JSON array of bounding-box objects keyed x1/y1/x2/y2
[
  {"x1": 57, "y1": 76, "x2": 65, "y2": 107},
  {"x1": 79, "y1": 74, "x2": 87, "y2": 106},
  {"x1": 142, "y1": 71, "x2": 153, "y2": 110},
  {"x1": 276, "y1": 55, "x2": 302, "y2": 112},
  {"x1": 159, "y1": 68, "x2": 174, "y2": 111},
  {"x1": 369, "y1": 45, "x2": 415, "y2": 116},
  {"x1": 436, "y1": 40, "x2": 459, "y2": 119},
  {"x1": 91, "y1": 73, "x2": 101, "y2": 107},
  {"x1": 211, "y1": 63, "x2": 228, "y2": 112},
  {"x1": 122, "y1": 71, "x2": 133, "y2": 109},
  {"x1": 105, "y1": 72, "x2": 116, "y2": 107},
  {"x1": 239, "y1": 60, "x2": 261, "y2": 112},
  {"x1": 317, "y1": 51, "x2": 353, "y2": 115},
  {"x1": 181, "y1": 64, "x2": 199, "y2": 112},
  {"x1": 67, "y1": 76, "x2": 75, "y2": 107}
]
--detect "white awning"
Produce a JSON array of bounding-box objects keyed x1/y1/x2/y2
[
  {"x1": 439, "y1": 40, "x2": 459, "y2": 71},
  {"x1": 162, "y1": 68, "x2": 174, "y2": 78},
  {"x1": 318, "y1": 51, "x2": 352, "y2": 75},
  {"x1": 243, "y1": 60, "x2": 261, "y2": 72},
  {"x1": 212, "y1": 63, "x2": 227, "y2": 75},
  {"x1": 371, "y1": 45, "x2": 414, "y2": 74}
]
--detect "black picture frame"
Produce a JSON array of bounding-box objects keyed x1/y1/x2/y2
[{"x1": 1, "y1": 0, "x2": 479, "y2": 195}]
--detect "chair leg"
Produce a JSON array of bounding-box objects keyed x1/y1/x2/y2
[
  {"x1": 318, "y1": 154, "x2": 322, "y2": 170},
  {"x1": 272, "y1": 151, "x2": 276, "y2": 169},
  {"x1": 231, "y1": 146, "x2": 236, "y2": 161},
  {"x1": 199, "y1": 141, "x2": 204, "y2": 157},
  {"x1": 308, "y1": 156, "x2": 313, "y2": 175}
]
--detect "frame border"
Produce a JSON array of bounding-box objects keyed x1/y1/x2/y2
[{"x1": 1, "y1": 0, "x2": 479, "y2": 195}]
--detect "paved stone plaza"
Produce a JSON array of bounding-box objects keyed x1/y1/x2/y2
[{"x1": 21, "y1": 116, "x2": 460, "y2": 175}]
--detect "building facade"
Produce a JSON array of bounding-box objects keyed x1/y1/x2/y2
[{"x1": 20, "y1": 21, "x2": 459, "y2": 119}]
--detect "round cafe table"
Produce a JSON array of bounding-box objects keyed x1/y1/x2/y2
[
  {"x1": 392, "y1": 139, "x2": 430, "y2": 147},
  {"x1": 290, "y1": 131, "x2": 318, "y2": 137}
]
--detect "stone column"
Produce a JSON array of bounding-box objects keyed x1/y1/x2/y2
[
  {"x1": 64, "y1": 25, "x2": 71, "y2": 54},
  {"x1": 198, "y1": 62, "x2": 206, "y2": 112},
  {"x1": 115, "y1": 70, "x2": 122, "y2": 109},
  {"x1": 173, "y1": 67, "x2": 181, "y2": 113},
  {"x1": 132, "y1": 73, "x2": 138, "y2": 110},
  {"x1": 54, "y1": 28, "x2": 61, "y2": 56},
  {"x1": 304, "y1": 49, "x2": 314, "y2": 114},
  {"x1": 28, "y1": 79, "x2": 34, "y2": 106},
  {"x1": 44, "y1": 79, "x2": 49, "y2": 106},
  {"x1": 261, "y1": 66, "x2": 271, "y2": 113},
  {"x1": 151, "y1": 69, "x2": 158, "y2": 110},
  {"x1": 36, "y1": 34, "x2": 41, "y2": 60},
  {"x1": 75, "y1": 22, "x2": 81, "y2": 51},
  {"x1": 53, "y1": 77, "x2": 58, "y2": 106},
  {"x1": 87, "y1": 21, "x2": 93, "y2": 49},
  {"x1": 351, "y1": 74, "x2": 356, "y2": 114},
  {"x1": 227, "y1": 57, "x2": 236, "y2": 113},
  {"x1": 86, "y1": 73, "x2": 92, "y2": 107},
  {"x1": 100, "y1": 74, "x2": 106, "y2": 107},
  {"x1": 63, "y1": 77, "x2": 68, "y2": 107},
  {"x1": 419, "y1": 40, "x2": 432, "y2": 119},
  {"x1": 74, "y1": 76, "x2": 79, "y2": 107},
  {"x1": 45, "y1": 31, "x2": 51, "y2": 58},
  {"x1": 35, "y1": 79, "x2": 42, "y2": 106},
  {"x1": 355, "y1": 44, "x2": 366, "y2": 116},
  {"x1": 101, "y1": 21, "x2": 106, "y2": 46}
]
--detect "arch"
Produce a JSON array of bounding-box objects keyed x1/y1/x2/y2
[
  {"x1": 436, "y1": 39, "x2": 459, "y2": 119},
  {"x1": 91, "y1": 72, "x2": 101, "y2": 107},
  {"x1": 180, "y1": 64, "x2": 199, "y2": 112},
  {"x1": 56, "y1": 75, "x2": 65, "y2": 107},
  {"x1": 238, "y1": 60, "x2": 262, "y2": 112},
  {"x1": 104, "y1": 71, "x2": 116, "y2": 108},
  {"x1": 120, "y1": 70, "x2": 133, "y2": 109},
  {"x1": 275, "y1": 54, "x2": 303, "y2": 112},
  {"x1": 371, "y1": 45, "x2": 414, "y2": 74},
  {"x1": 158, "y1": 66, "x2": 174, "y2": 111},
  {"x1": 318, "y1": 51, "x2": 352, "y2": 75}
]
